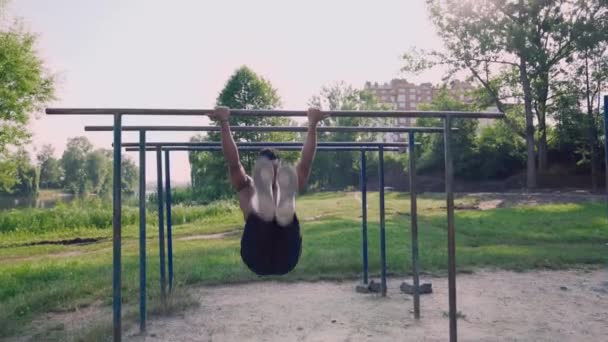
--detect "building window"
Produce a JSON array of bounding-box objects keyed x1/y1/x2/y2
[
  {"x1": 398, "y1": 94, "x2": 406, "y2": 101},
  {"x1": 409, "y1": 94, "x2": 416, "y2": 100}
]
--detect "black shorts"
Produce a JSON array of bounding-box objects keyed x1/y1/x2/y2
[{"x1": 240, "y1": 213, "x2": 302, "y2": 276}]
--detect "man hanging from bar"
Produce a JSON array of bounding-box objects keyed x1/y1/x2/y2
[{"x1": 208, "y1": 106, "x2": 327, "y2": 275}]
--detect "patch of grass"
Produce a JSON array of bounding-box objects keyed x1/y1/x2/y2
[
  {"x1": 443, "y1": 311, "x2": 467, "y2": 320},
  {"x1": 0, "y1": 191, "x2": 607, "y2": 340},
  {"x1": 0, "y1": 200, "x2": 240, "y2": 247}
]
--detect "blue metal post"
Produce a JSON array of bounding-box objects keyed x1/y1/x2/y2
[
  {"x1": 360, "y1": 150, "x2": 368, "y2": 285},
  {"x1": 138, "y1": 130, "x2": 146, "y2": 331},
  {"x1": 378, "y1": 146, "x2": 387, "y2": 297},
  {"x1": 409, "y1": 132, "x2": 420, "y2": 319},
  {"x1": 112, "y1": 114, "x2": 122, "y2": 341},
  {"x1": 164, "y1": 150, "x2": 174, "y2": 292},
  {"x1": 156, "y1": 147, "x2": 166, "y2": 304}
]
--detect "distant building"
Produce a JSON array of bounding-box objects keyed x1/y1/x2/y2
[{"x1": 364, "y1": 79, "x2": 475, "y2": 142}]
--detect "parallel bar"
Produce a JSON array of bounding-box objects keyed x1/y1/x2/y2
[
  {"x1": 360, "y1": 151, "x2": 368, "y2": 285},
  {"x1": 164, "y1": 150, "x2": 174, "y2": 293},
  {"x1": 48, "y1": 107, "x2": 505, "y2": 118},
  {"x1": 122, "y1": 141, "x2": 410, "y2": 148},
  {"x1": 409, "y1": 132, "x2": 420, "y2": 319},
  {"x1": 138, "y1": 130, "x2": 146, "y2": 332},
  {"x1": 444, "y1": 117, "x2": 457, "y2": 342},
  {"x1": 112, "y1": 114, "x2": 122, "y2": 342},
  {"x1": 85, "y1": 125, "x2": 450, "y2": 133},
  {"x1": 125, "y1": 147, "x2": 404, "y2": 152},
  {"x1": 378, "y1": 146, "x2": 387, "y2": 297},
  {"x1": 156, "y1": 147, "x2": 166, "y2": 305}
]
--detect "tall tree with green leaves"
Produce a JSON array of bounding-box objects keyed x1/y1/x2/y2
[
  {"x1": 13, "y1": 148, "x2": 38, "y2": 196},
  {"x1": 85, "y1": 149, "x2": 111, "y2": 194},
  {"x1": 558, "y1": 42, "x2": 607, "y2": 191},
  {"x1": 307, "y1": 82, "x2": 389, "y2": 189},
  {"x1": 61, "y1": 137, "x2": 93, "y2": 195},
  {"x1": 403, "y1": 0, "x2": 607, "y2": 188},
  {"x1": 189, "y1": 66, "x2": 296, "y2": 201},
  {"x1": 37, "y1": 144, "x2": 63, "y2": 189},
  {"x1": 416, "y1": 87, "x2": 480, "y2": 178},
  {"x1": 0, "y1": 3, "x2": 55, "y2": 191}
]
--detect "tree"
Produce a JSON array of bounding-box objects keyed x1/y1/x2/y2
[
  {"x1": 121, "y1": 156, "x2": 138, "y2": 196},
  {"x1": 61, "y1": 137, "x2": 93, "y2": 195},
  {"x1": 307, "y1": 82, "x2": 390, "y2": 189},
  {"x1": 403, "y1": 0, "x2": 607, "y2": 188},
  {"x1": 13, "y1": 148, "x2": 39, "y2": 196},
  {"x1": 189, "y1": 66, "x2": 296, "y2": 201},
  {"x1": 0, "y1": 6, "x2": 55, "y2": 191},
  {"x1": 557, "y1": 42, "x2": 607, "y2": 191},
  {"x1": 85, "y1": 149, "x2": 111, "y2": 194},
  {"x1": 415, "y1": 87, "x2": 479, "y2": 178},
  {"x1": 37, "y1": 144, "x2": 63, "y2": 189}
]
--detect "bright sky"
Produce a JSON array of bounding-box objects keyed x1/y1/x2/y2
[{"x1": 9, "y1": 0, "x2": 444, "y2": 183}]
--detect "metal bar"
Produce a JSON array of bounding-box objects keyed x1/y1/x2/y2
[
  {"x1": 378, "y1": 146, "x2": 387, "y2": 297},
  {"x1": 125, "y1": 146, "x2": 405, "y2": 152},
  {"x1": 444, "y1": 117, "x2": 457, "y2": 342},
  {"x1": 47, "y1": 107, "x2": 505, "y2": 118},
  {"x1": 138, "y1": 130, "x2": 146, "y2": 332},
  {"x1": 360, "y1": 150, "x2": 368, "y2": 285},
  {"x1": 156, "y1": 147, "x2": 166, "y2": 305},
  {"x1": 112, "y1": 114, "x2": 122, "y2": 342},
  {"x1": 409, "y1": 132, "x2": 420, "y2": 319},
  {"x1": 164, "y1": 150, "x2": 174, "y2": 293},
  {"x1": 122, "y1": 141, "x2": 410, "y2": 148},
  {"x1": 85, "y1": 125, "x2": 451, "y2": 133}
]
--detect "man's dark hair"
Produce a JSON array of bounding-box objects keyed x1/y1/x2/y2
[{"x1": 259, "y1": 148, "x2": 280, "y2": 161}]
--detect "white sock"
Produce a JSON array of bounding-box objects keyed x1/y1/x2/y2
[
  {"x1": 252, "y1": 157, "x2": 275, "y2": 222},
  {"x1": 276, "y1": 164, "x2": 297, "y2": 226}
]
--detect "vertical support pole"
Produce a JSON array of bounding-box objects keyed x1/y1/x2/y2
[
  {"x1": 360, "y1": 150, "x2": 368, "y2": 285},
  {"x1": 409, "y1": 132, "x2": 420, "y2": 319},
  {"x1": 444, "y1": 117, "x2": 457, "y2": 342},
  {"x1": 112, "y1": 114, "x2": 122, "y2": 342},
  {"x1": 604, "y1": 96, "x2": 608, "y2": 194},
  {"x1": 164, "y1": 150, "x2": 174, "y2": 293},
  {"x1": 378, "y1": 146, "x2": 387, "y2": 297},
  {"x1": 156, "y1": 147, "x2": 166, "y2": 305},
  {"x1": 138, "y1": 131, "x2": 146, "y2": 332}
]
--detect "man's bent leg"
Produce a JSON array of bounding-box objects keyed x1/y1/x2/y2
[
  {"x1": 252, "y1": 157, "x2": 276, "y2": 222},
  {"x1": 276, "y1": 164, "x2": 298, "y2": 226}
]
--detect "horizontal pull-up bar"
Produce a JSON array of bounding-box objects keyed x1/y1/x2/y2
[
  {"x1": 125, "y1": 146, "x2": 405, "y2": 152},
  {"x1": 85, "y1": 125, "x2": 451, "y2": 133},
  {"x1": 46, "y1": 107, "x2": 504, "y2": 119},
  {"x1": 121, "y1": 141, "x2": 410, "y2": 148}
]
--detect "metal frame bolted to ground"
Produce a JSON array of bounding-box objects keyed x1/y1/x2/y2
[{"x1": 46, "y1": 108, "x2": 505, "y2": 342}]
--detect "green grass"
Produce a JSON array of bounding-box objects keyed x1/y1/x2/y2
[{"x1": 0, "y1": 191, "x2": 607, "y2": 340}]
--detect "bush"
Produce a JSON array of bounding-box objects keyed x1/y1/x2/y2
[{"x1": 474, "y1": 121, "x2": 526, "y2": 179}]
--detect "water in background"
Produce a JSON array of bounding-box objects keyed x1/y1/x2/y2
[{"x1": 0, "y1": 193, "x2": 75, "y2": 210}]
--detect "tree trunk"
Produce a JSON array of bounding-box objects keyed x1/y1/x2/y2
[
  {"x1": 536, "y1": 96, "x2": 549, "y2": 173},
  {"x1": 589, "y1": 126, "x2": 598, "y2": 192},
  {"x1": 520, "y1": 58, "x2": 537, "y2": 189},
  {"x1": 584, "y1": 53, "x2": 599, "y2": 192},
  {"x1": 537, "y1": 121, "x2": 548, "y2": 172}
]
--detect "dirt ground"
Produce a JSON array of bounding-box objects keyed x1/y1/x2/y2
[{"x1": 127, "y1": 269, "x2": 608, "y2": 342}]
